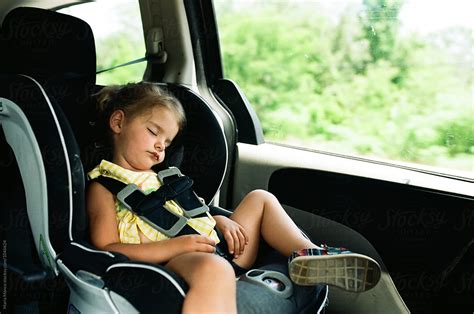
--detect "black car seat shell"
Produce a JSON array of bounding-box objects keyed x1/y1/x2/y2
[
  {"x1": 0, "y1": 7, "x2": 187, "y2": 312},
  {"x1": 0, "y1": 6, "x2": 327, "y2": 313}
]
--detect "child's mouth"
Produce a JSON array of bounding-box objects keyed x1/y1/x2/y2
[{"x1": 150, "y1": 152, "x2": 160, "y2": 161}]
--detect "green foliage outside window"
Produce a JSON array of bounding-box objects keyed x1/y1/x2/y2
[
  {"x1": 215, "y1": 1, "x2": 473, "y2": 173},
  {"x1": 60, "y1": 0, "x2": 147, "y2": 86}
]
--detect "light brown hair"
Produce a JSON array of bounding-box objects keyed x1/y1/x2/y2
[{"x1": 96, "y1": 82, "x2": 186, "y2": 132}]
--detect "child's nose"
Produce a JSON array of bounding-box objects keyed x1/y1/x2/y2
[{"x1": 155, "y1": 138, "x2": 165, "y2": 151}]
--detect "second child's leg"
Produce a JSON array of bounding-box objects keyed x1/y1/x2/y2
[
  {"x1": 229, "y1": 189, "x2": 317, "y2": 269},
  {"x1": 166, "y1": 252, "x2": 236, "y2": 314}
]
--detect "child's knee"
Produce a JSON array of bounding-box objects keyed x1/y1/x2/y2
[
  {"x1": 248, "y1": 189, "x2": 276, "y2": 203},
  {"x1": 194, "y1": 254, "x2": 235, "y2": 280}
]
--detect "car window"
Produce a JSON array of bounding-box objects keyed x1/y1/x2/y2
[
  {"x1": 59, "y1": 0, "x2": 146, "y2": 85},
  {"x1": 215, "y1": 0, "x2": 473, "y2": 176}
]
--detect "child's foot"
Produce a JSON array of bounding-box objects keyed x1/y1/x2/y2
[{"x1": 288, "y1": 246, "x2": 381, "y2": 292}]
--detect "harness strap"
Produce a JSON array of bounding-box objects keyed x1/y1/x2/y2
[
  {"x1": 93, "y1": 167, "x2": 210, "y2": 238},
  {"x1": 94, "y1": 171, "x2": 236, "y2": 262}
]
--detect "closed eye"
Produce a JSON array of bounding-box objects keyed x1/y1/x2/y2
[{"x1": 147, "y1": 128, "x2": 157, "y2": 136}]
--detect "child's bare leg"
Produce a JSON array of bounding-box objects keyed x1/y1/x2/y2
[
  {"x1": 230, "y1": 190, "x2": 382, "y2": 292},
  {"x1": 166, "y1": 252, "x2": 236, "y2": 313},
  {"x1": 230, "y1": 189, "x2": 318, "y2": 269}
]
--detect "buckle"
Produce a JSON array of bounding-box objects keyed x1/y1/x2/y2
[
  {"x1": 140, "y1": 212, "x2": 188, "y2": 238},
  {"x1": 157, "y1": 166, "x2": 182, "y2": 183},
  {"x1": 183, "y1": 204, "x2": 209, "y2": 218},
  {"x1": 117, "y1": 183, "x2": 141, "y2": 210}
]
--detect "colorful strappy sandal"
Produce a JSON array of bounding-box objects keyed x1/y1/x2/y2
[{"x1": 288, "y1": 245, "x2": 381, "y2": 292}]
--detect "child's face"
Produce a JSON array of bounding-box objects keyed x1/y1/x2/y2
[{"x1": 110, "y1": 106, "x2": 180, "y2": 171}]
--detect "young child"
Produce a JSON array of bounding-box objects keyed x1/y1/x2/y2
[{"x1": 87, "y1": 82, "x2": 381, "y2": 313}]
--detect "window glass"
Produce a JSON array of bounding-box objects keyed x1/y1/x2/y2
[
  {"x1": 59, "y1": 0, "x2": 146, "y2": 85},
  {"x1": 215, "y1": 0, "x2": 473, "y2": 175}
]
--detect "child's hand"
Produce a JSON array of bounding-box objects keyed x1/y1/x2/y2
[
  {"x1": 213, "y1": 215, "x2": 249, "y2": 259},
  {"x1": 173, "y1": 234, "x2": 216, "y2": 255}
]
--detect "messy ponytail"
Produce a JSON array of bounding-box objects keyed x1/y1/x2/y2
[{"x1": 95, "y1": 85, "x2": 118, "y2": 114}]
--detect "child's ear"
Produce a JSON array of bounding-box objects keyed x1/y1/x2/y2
[{"x1": 109, "y1": 110, "x2": 125, "y2": 134}]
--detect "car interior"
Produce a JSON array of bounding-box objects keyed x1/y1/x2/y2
[{"x1": 1, "y1": 1, "x2": 472, "y2": 314}]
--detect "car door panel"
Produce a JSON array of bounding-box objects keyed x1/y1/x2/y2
[{"x1": 232, "y1": 142, "x2": 473, "y2": 313}]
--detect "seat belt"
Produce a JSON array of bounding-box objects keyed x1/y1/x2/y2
[
  {"x1": 96, "y1": 27, "x2": 167, "y2": 80},
  {"x1": 94, "y1": 167, "x2": 209, "y2": 238},
  {"x1": 96, "y1": 57, "x2": 147, "y2": 74}
]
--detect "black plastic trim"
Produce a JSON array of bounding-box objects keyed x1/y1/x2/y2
[
  {"x1": 214, "y1": 79, "x2": 264, "y2": 145},
  {"x1": 184, "y1": 1, "x2": 265, "y2": 146},
  {"x1": 183, "y1": 0, "x2": 223, "y2": 85},
  {"x1": 268, "y1": 167, "x2": 474, "y2": 313}
]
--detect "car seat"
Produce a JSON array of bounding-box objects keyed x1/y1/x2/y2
[{"x1": 0, "y1": 7, "x2": 328, "y2": 313}]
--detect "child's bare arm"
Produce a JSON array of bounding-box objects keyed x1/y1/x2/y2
[
  {"x1": 87, "y1": 181, "x2": 120, "y2": 248},
  {"x1": 87, "y1": 181, "x2": 216, "y2": 264},
  {"x1": 213, "y1": 215, "x2": 248, "y2": 259}
]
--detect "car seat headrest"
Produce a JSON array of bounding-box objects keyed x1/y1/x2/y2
[{"x1": 0, "y1": 7, "x2": 96, "y2": 83}]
